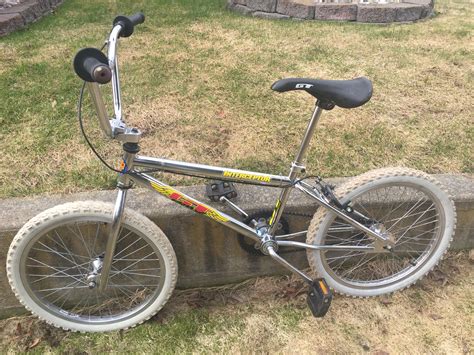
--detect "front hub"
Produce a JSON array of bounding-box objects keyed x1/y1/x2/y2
[{"x1": 86, "y1": 256, "x2": 103, "y2": 289}]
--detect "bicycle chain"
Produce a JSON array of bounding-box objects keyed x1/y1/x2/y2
[{"x1": 282, "y1": 209, "x2": 314, "y2": 219}]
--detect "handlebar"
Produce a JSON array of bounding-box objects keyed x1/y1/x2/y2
[
  {"x1": 73, "y1": 13, "x2": 146, "y2": 140},
  {"x1": 73, "y1": 48, "x2": 112, "y2": 84},
  {"x1": 84, "y1": 57, "x2": 112, "y2": 84},
  {"x1": 113, "y1": 12, "x2": 145, "y2": 38}
]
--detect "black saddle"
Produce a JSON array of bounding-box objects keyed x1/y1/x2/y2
[{"x1": 271, "y1": 77, "x2": 373, "y2": 109}]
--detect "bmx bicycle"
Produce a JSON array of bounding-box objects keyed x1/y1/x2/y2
[{"x1": 6, "y1": 13, "x2": 456, "y2": 332}]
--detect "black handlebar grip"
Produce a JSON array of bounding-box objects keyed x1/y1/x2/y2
[
  {"x1": 73, "y1": 48, "x2": 111, "y2": 84},
  {"x1": 83, "y1": 58, "x2": 112, "y2": 84},
  {"x1": 113, "y1": 12, "x2": 145, "y2": 38},
  {"x1": 128, "y1": 12, "x2": 145, "y2": 26}
]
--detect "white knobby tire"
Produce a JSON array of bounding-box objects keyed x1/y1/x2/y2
[
  {"x1": 306, "y1": 167, "x2": 456, "y2": 297},
  {"x1": 7, "y1": 201, "x2": 178, "y2": 332}
]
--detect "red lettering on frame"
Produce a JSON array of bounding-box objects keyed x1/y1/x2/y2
[
  {"x1": 169, "y1": 193, "x2": 181, "y2": 200},
  {"x1": 195, "y1": 205, "x2": 209, "y2": 213}
]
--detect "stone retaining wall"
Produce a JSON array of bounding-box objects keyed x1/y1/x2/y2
[
  {"x1": 228, "y1": 0, "x2": 434, "y2": 23},
  {"x1": 0, "y1": 0, "x2": 63, "y2": 36}
]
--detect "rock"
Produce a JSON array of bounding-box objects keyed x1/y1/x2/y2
[
  {"x1": 315, "y1": 4, "x2": 357, "y2": 21},
  {"x1": 276, "y1": 0, "x2": 315, "y2": 19}
]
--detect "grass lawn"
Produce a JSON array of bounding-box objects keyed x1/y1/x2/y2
[
  {"x1": 0, "y1": 0, "x2": 472, "y2": 198},
  {"x1": 0, "y1": 251, "x2": 472, "y2": 353}
]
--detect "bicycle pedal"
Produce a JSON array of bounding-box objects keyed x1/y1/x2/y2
[
  {"x1": 307, "y1": 278, "x2": 332, "y2": 318},
  {"x1": 206, "y1": 180, "x2": 237, "y2": 202}
]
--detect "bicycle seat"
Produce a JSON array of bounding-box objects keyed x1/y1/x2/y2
[{"x1": 271, "y1": 77, "x2": 373, "y2": 109}]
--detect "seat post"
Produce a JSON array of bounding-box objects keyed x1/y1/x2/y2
[
  {"x1": 293, "y1": 101, "x2": 323, "y2": 169},
  {"x1": 267, "y1": 101, "x2": 323, "y2": 235}
]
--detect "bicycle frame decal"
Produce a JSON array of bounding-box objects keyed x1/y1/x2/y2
[
  {"x1": 222, "y1": 171, "x2": 271, "y2": 183},
  {"x1": 149, "y1": 181, "x2": 229, "y2": 223},
  {"x1": 269, "y1": 199, "x2": 281, "y2": 225}
]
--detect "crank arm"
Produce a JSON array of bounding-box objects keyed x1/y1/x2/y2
[
  {"x1": 267, "y1": 246, "x2": 313, "y2": 284},
  {"x1": 277, "y1": 240, "x2": 375, "y2": 251}
]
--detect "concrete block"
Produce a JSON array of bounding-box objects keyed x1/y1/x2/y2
[
  {"x1": 247, "y1": 0, "x2": 276, "y2": 12},
  {"x1": 357, "y1": 4, "x2": 397, "y2": 23},
  {"x1": 315, "y1": 4, "x2": 357, "y2": 21},
  {"x1": 276, "y1": 0, "x2": 315, "y2": 19},
  {"x1": 0, "y1": 12, "x2": 23, "y2": 35},
  {"x1": 395, "y1": 3, "x2": 424, "y2": 21}
]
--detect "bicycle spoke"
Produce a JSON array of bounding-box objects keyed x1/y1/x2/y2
[
  {"x1": 318, "y1": 181, "x2": 445, "y2": 288},
  {"x1": 23, "y1": 218, "x2": 165, "y2": 323}
]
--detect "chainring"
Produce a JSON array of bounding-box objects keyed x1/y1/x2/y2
[{"x1": 238, "y1": 211, "x2": 290, "y2": 256}]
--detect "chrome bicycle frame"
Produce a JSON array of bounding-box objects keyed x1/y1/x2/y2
[{"x1": 93, "y1": 23, "x2": 386, "y2": 288}]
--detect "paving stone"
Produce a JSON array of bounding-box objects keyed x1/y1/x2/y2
[
  {"x1": 314, "y1": 4, "x2": 357, "y2": 21},
  {"x1": 395, "y1": 3, "x2": 424, "y2": 21},
  {"x1": 247, "y1": 0, "x2": 276, "y2": 12},
  {"x1": 357, "y1": 4, "x2": 397, "y2": 23},
  {"x1": 233, "y1": 0, "x2": 248, "y2": 5},
  {"x1": 0, "y1": 12, "x2": 23, "y2": 35},
  {"x1": 276, "y1": 0, "x2": 315, "y2": 19},
  {"x1": 252, "y1": 10, "x2": 290, "y2": 19}
]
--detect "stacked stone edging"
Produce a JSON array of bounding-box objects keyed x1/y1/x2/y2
[
  {"x1": 0, "y1": 0, "x2": 63, "y2": 36},
  {"x1": 228, "y1": 0, "x2": 433, "y2": 23}
]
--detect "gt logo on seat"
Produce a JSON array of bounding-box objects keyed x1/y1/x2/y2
[{"x1": 296, "y1": 83, "x2": 313, "y2": 89}]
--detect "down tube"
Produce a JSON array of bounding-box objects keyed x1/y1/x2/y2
[{"x1": 129, "y1": 172, "x2": 262, "y2": 243}]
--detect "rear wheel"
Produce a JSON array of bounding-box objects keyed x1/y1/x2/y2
[
  {"x1": 7, "y1": 201, "x2": 178, "y2": 332},
  {"x1": 306, "y1": 167, "x2": 456, "y2": 297}
]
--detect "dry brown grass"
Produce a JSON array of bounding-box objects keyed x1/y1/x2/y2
[
  {"x1": 1, "y1": 252, "x2": 472, "y2": 353},
  {"x1": 0, "y1": 0, "x2": 472, "y2": 198}
]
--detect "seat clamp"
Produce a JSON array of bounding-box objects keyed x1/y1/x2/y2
[
  {"x1": 318, "y1": 100, "x2": 335, "y2": 110},
  {"x1": 291, "y1": 162, "x2": 306, "y2": 174}
]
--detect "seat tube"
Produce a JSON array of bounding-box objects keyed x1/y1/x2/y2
[{"x1": 268, "y1": 102, "x2": 323, "y2": 235}]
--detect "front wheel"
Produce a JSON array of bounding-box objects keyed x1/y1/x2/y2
[
  {"x1": 306, "y1": 167, "x2": 456, "y2": 297},
  {"x1": 7, "y1": 201, "x2": 178, "y2": 332}
]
